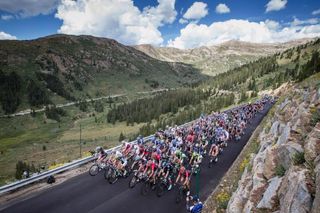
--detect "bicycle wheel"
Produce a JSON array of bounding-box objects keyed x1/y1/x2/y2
[
  {"x1": 141, "y1": 182, "x2": 150, "y2": 196},
  {"x1": 104, "y1": 167, "x2": 112, "y2": 180},
  {"x1": 129, "y1": 176, "x2": 138, "y2": 188},
  {"x1": 108, "y1": 170, "x2": 119, "y2": 184},
  {"x1": 156, "y1": 182, "x2": 166, "y2": 197},
  {"x1": 175, "y1": 188, "x2": 184, "y2": 203},
  {"x1": 89, "y1": 164, "x2": 99, "y2": 176}
]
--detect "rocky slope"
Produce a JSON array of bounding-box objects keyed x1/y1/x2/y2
[
  {"x1": 134, "y1": 39, "x2": 314, "y2": 76},
  {"x1": 227, "y1": 75, "x2": 320, "y2": 213}
]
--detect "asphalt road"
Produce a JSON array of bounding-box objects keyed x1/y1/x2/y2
[{"x1": 1, "y1": 103, "x2": 272, "y2": 213}]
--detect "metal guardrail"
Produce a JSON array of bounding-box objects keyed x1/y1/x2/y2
[
  {"x1": 0, "y1": 102, "x2": 251, "y2": 195},
  {"x1": 0, "y1": 134, "x2": 156, "y2": 195}
]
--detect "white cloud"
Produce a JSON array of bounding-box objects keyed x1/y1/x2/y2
[
  {"x1": 291, "y1": 17, "x2": 319, "y2": 26},
  {"x1": 215, "y1": 3, "x2": 230, "y2": 14},
  {"x1": 1, "y1": 14, "x2": 14, "y2": 20},
  {"x1": 183, "y1": 2, "x2": 208, "y2": 20},
  {"x1": 312, "y1": 9, "x2": 320, "y2": 16},
  {"x1": 167, "y1": 19, "x2": 320, "y2": 49},
  {"x1": 179, "y1": 18, "x2": 188, "y2": 24},
  {"x1": 266, "y1": 0, "x2": 287, "y2": 13},
  {"x1": 265, "y1": 19, "x2": 280, "y2": 30},
  {"x1": 55, "y1": 0, "x2": 177, "y2": 46},
  {"x1": 0, "y1": 0, "x2": 59, "y2": 17},
  {"x1": 0, "y1": 31, "x2": 17, "y2": 40}
]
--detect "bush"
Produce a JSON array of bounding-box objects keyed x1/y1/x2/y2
[
  {"x1": 216, "y1": 191, "x2": 231, "y2": 210},
  {"x1": 275, "y1": 165, "x2": 286, "y2": 177},
  {"x1": 239, "y1": 157, "x2": 250, "y2": 173},
  {"x1": 119, "y1": 132, "x2": 126, "y2": 142},
  {"x1": 45, "y1": 106, "x2": 66, "y2": 122},
  {"x1": 15, "y1": 161, "x2": 36, "y2": 179},
  {"x1": 310, "y1": 108, "x2": 320, "y2": 127},
  {"x1": 79, "y1": 101, "x2": 88, "y2": 112},
  {"x1": 94, "y1": 101, "x2": 104, "y2": 112},
  {"x1": 292, "y1": 152, "x2": 306, "y2": 165}
]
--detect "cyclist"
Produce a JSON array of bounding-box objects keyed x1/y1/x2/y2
[
  {"x1": 115, "y1": 151, "x2": 128, "y2": 176},
  {"x1": 95, "y1": 146, "x2": 107, "y2": 163},
  {"x1": 158, "y1": 161, "x2": 173, "y2": 190},
  {"x1": 175, "y1": 149, "x2": 187, "y2": 165},
  {"x1": 186, "y1": 195, "x2": 203, "y2": 213},
  {"x1": 189, "y1": 145, "x2": 203, "y2": 167},
  {"x1": 143, "y1": 159, "x2": 158, "y2": 185},
  {"x1": 175, "y1": 164, "x2": 191, "y2": 192},
  {"x1": 209, "y1": 142, "x2": 219, "y2": 161}
]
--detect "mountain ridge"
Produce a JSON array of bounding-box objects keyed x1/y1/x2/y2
[{"x1": 133, "y1": 38, "x2": 316, "y2": 76}]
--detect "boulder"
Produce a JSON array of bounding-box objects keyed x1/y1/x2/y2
[
  {"x1": 311, "y1": 156, "x2": 320, "y2": 213},
  {"x1": 276, "y1": 123, "x2": 291, "y2": 146},
  {"x1": 278, "y1": 167, "x2": 312, "y2": 213},
  {"x1": 257, "y1": 176, "x2": 283, "y2": 209},
  {"x1": 227, "y1": 168, "x2": 253, "y2": 213},
  {"x1": 269, "y1": 121, "x2": 279, "y2": 138},
  {"x1": 263, "y1": 145, "x2": 278, "y2": 179},
  {"x1": 276, "y1": 142, "x2": 304, "y2": 169},
  {"x1": 304, "y1": 123, "x2": 320, "y2": 163}
]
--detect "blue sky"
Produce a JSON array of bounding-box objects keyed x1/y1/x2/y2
[{"x1": 0, "y1": 0, "x2": 319, "y2": 48}]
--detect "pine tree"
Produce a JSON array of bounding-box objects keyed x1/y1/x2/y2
[{"x1": 119, "y1": 132, "x2": 126, "y2": 142}]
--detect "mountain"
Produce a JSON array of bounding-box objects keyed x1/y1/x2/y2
[
  {"x1": 134, "y1": 39, "x2": 315, "y2": 76},
  {"x1": 0, "y1": 34, "x2": 205, "y2": 114}
]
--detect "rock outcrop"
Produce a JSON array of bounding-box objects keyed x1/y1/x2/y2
[{"x1": 227, "y1": 82, "x2": 320, "y2": 213}]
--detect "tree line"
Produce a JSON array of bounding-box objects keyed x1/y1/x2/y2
[{"x1": 107, "y1": 88, "x2": 211, "y2": 124}]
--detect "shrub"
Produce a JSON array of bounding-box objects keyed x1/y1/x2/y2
[
  {"x1": 45, "y1": 106, "x2": 66, "y2": 122},
  {"x1": 310, "y1": 108, "x2": 320, "y2": 127},
  {"x1": 275, "y1": 164, "x2": 286, "y2": 177},
  {"x1": 239, "y1": 157, "x2": 250, "y2": 173},
  {"x1": 216, "y1": 191, "x2": 231, "y2": 210},
  {"x1": 292, "y1": 152, "x2": 306, "y2": 165},
  {"x1": 119, "y1": 132, "x2": 126, "y2": 142}
]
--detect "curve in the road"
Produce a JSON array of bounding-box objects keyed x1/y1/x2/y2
[{"x1": 1, "y1": 103, "x2": 272, "y2": 213}]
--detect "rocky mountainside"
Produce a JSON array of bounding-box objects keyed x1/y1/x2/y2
[
  {"x1": 0, "y1": 34, "x2": 205, "y2": 113},
  {"x1": 227, "y1": 75, "x2": 320, "y2": 213},
  {"x1": 134, "y1": 39, "x2": 314, "y2": 76}
]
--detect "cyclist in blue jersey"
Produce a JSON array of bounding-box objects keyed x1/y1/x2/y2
[{"x1": 186, "y1": 194, "x2": 203, "y2": 213}]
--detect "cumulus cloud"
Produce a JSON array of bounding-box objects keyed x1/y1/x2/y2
[
  {"x1": 179, "y1": 18, "x2": 188, "y2": 24},
  {"x1": 1, "y1": 14, "x2": 14, "y2": 20},
  {"x1": 291, "y1": 17, "x2": 319, "y2": 26},
  {"x1": 55, "y1": 0, "x2": 177, "y2": 46},
  {"x1": 167, "y1": 19, "x2": 320, "y2": 49},
  {"x1": 265, "y1": 19, "x2": 280, "y2": 30},
  {"x1": 0, "y1": 0, "x2": 59, "y2": 17},
  {"x1": 312, "y1": 9, "x2": 320, "y2": 16},
  {"x1": 266, "y1": 0, "x2": 287, "y2": 13},
  {"x1": 215, "y1": 3, "x2": 230, "y2": 14},
  {"x1": 182, "y1": 2, "x2": 208, "y2": 20},
  {"x1": 0, "y1": 31, "x2": 17, "y2": 40}
]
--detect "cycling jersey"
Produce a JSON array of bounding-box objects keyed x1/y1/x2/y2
[{"x1": 188, "y1": 202, "x2": 203, "y2": 213}]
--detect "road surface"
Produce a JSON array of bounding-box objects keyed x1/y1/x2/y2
[{"x1": 1, "y1": 103, "x2": 272, "y2": 213}]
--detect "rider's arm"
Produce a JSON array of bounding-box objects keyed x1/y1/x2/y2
[
  {"x1": 175, "y1": 173, "x2": 180, "y2": 183},
  {"x1": 183, "y1": 173, "x2": 189, "y2": 185}
]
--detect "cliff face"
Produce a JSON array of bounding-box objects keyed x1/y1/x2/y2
[{"x1": 227, "y1": 76, "x2": 320, "y2": 213}]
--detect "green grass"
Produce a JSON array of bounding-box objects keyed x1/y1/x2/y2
[{"x1": 0, "y1": 101, "x2": 144, "y2": 185}]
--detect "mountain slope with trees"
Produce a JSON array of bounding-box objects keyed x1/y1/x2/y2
[{"x1": 0, "y1": 34, "x2": 205, "y2": 114}]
